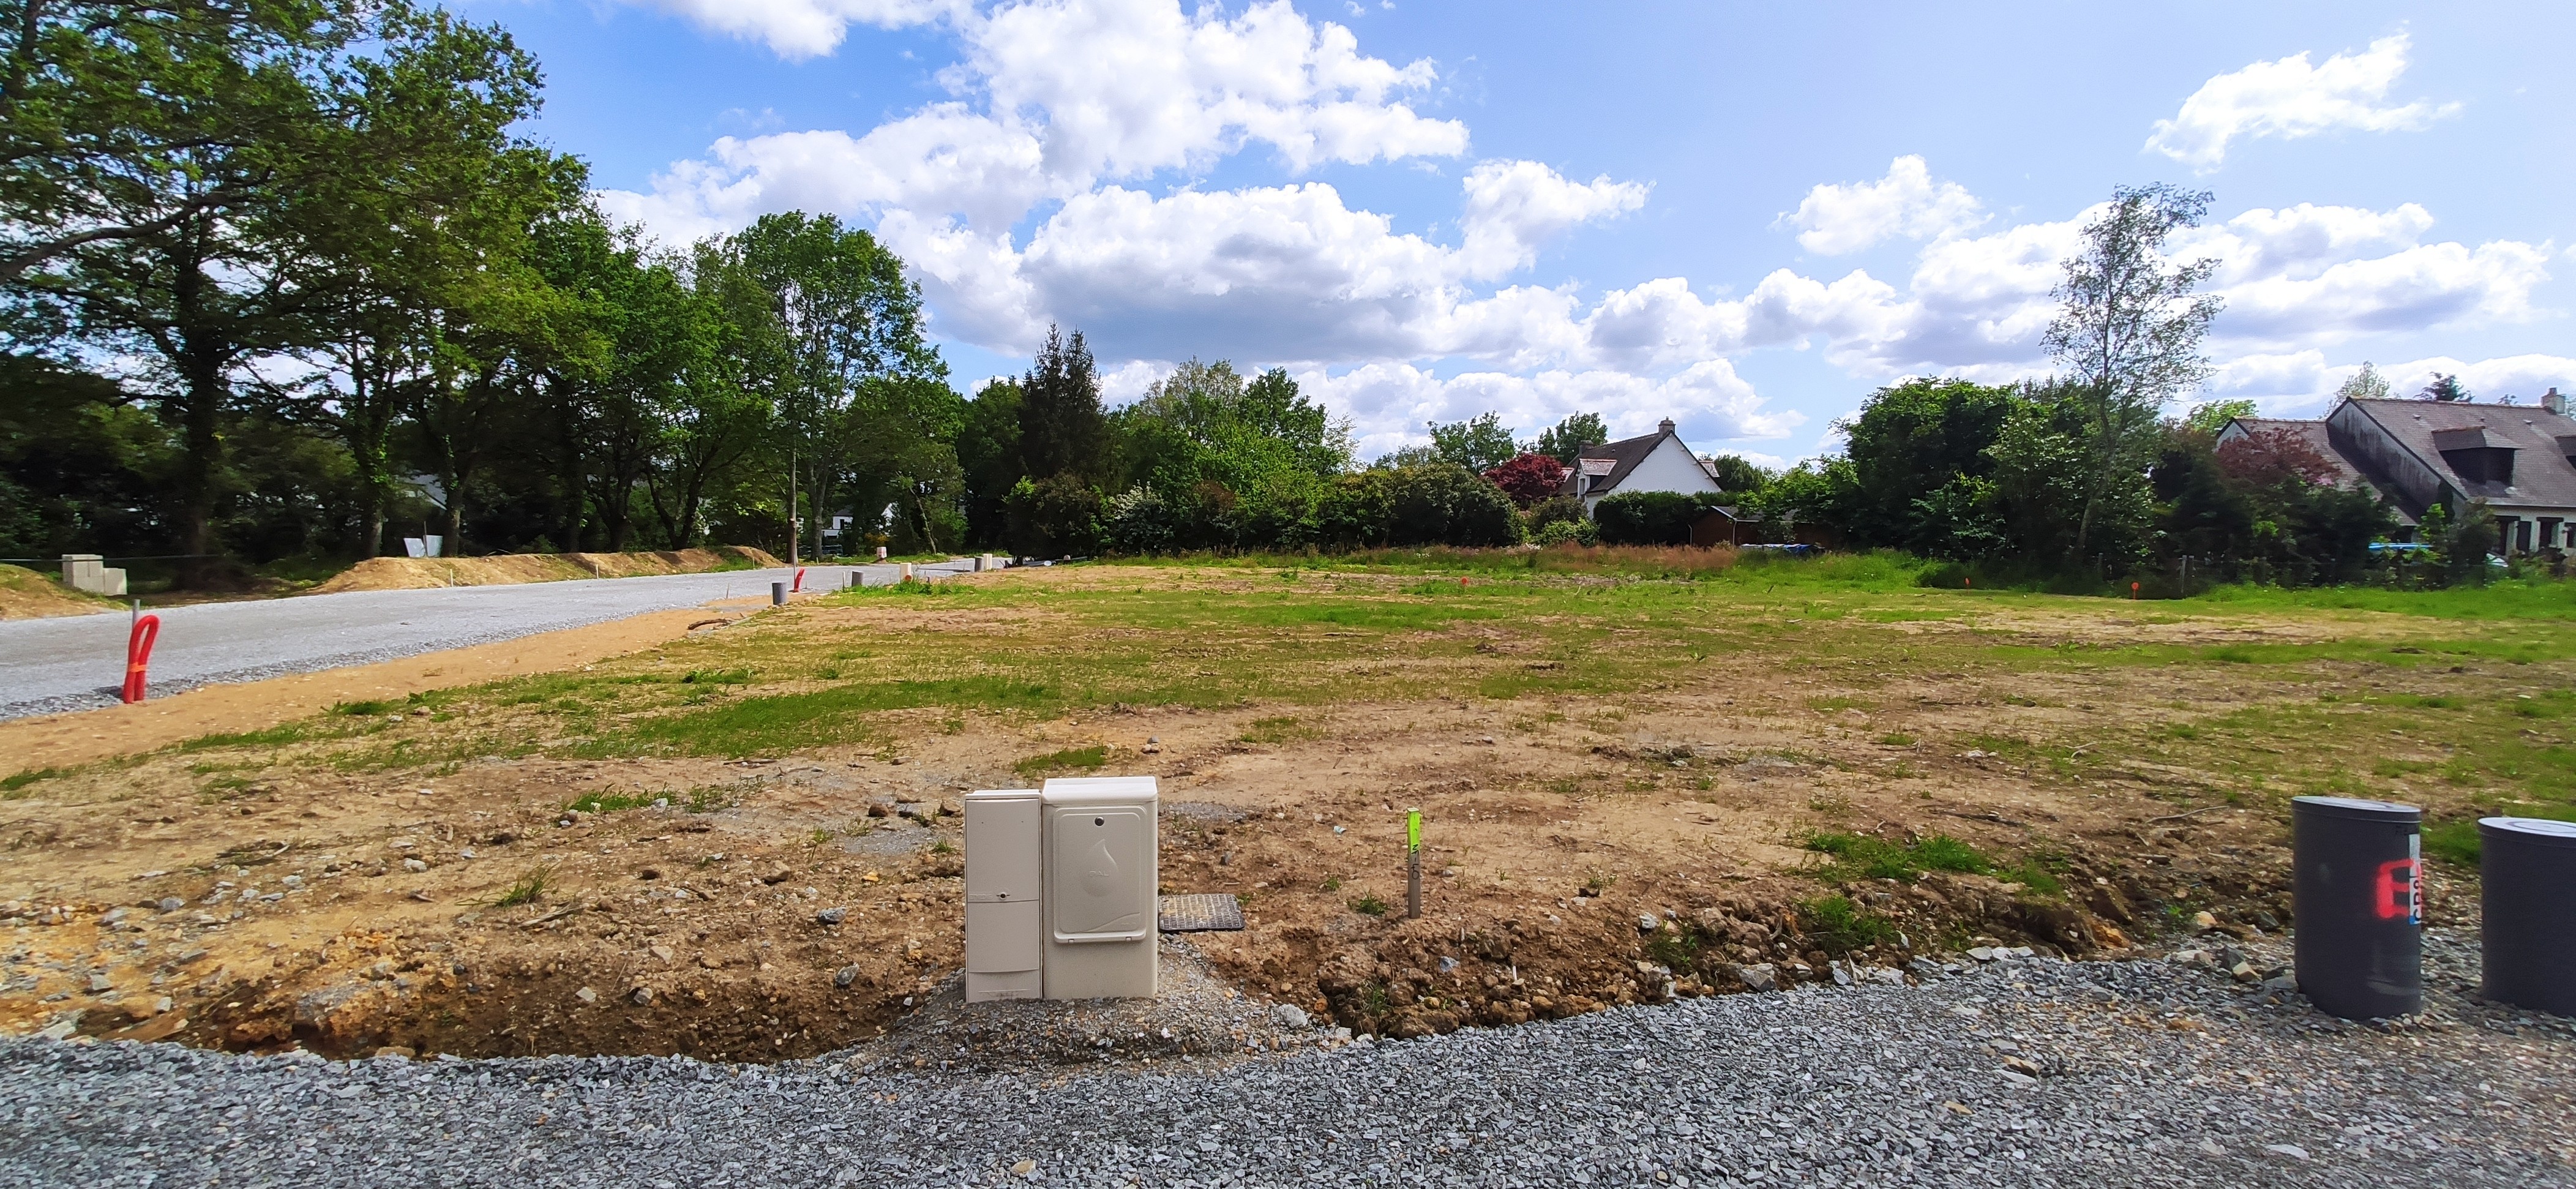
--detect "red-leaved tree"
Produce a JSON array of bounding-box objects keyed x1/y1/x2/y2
[
  {"x1": 1483, "y1": 452, "x2": 1570, "y2": 507},
  {"x1": 2215, "y1": 427, "x2": 2338, "y2": 490}
]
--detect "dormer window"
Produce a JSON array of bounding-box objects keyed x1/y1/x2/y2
[{"x1": 2432, "y1": 426, "x2": 2517, "y2": 485}]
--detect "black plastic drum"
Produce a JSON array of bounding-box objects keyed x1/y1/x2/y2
[
  {"x1": 2292, "y1": 795, "x2": 2422, "y2": 1020},
  {"x1": 2479, "y1": 817, "x2": 2576, "y2": 1017}
]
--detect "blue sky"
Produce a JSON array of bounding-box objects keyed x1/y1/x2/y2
[{"x1": 462, "y1": 0, "x2": 2576, "y2": 465}]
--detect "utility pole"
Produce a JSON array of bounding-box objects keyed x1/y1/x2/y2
[{"x1": 786, "y1": 443, "x2": 799, "y2": 566}]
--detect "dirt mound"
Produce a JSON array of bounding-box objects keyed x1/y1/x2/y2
[
  {"x1": 0, "y1": 563, "x2": 119, "y2": 620},
  {"x1": 312, "y1": 547, "x2": 773, "y2": 594}
]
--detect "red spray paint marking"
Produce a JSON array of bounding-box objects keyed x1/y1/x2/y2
[
  {"x1": 2374, "y1": 858, "x2": 2421, "y2": 923},
  {"x1": 121, "y1": 614, "x2": 160, "y2": 704},
  {"x1": 792, "y1": 567, "x2": 807, "y2": 593}
]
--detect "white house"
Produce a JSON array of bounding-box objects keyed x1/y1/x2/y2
[{"x1": 1562, "y1": 419, "x2": 1724, "y2": 513}]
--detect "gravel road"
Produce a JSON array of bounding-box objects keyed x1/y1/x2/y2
[
  {"x1": 4, "y1": 928, "x2": 2566, "y2": 1188},
  {"x1": 0, "y1": 560, "x2": 978, "y2": 721}
]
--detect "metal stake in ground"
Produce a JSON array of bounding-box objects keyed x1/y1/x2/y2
[{"x1": 1406, "y1": 808, "x2": 1423, "y2": 919}]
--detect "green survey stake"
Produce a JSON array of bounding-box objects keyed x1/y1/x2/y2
[{"x1": 1406, "y1": 808, "x2": 1421, "y2": 852}]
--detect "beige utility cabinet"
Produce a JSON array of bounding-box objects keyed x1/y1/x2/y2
[
  {"x1": 962, "y1": 789, "x2": 1043, "y2": 1002},
  {"x1": 1040, "y1": 776, "x2": 1159, "y2": 1000}
]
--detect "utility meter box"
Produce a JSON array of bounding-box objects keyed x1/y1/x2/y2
[
  {"x1": 962, "y1": 789, "x2": 1043, "y2": 1002},
  {"x1": 1040, "y1": 776, "x2": 1159, "y2": 1000}
]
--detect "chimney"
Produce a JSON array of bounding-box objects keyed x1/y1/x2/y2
[
  {"x1": 2547, "y1": 388, "x2": 2568, "y2": 416},
  {"x1": 1658, "y1": 418, "x2": 1676, "y2": 435}
]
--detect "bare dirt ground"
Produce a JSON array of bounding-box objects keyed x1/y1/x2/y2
[
  {"x1": 0, "y1": 562, "x2": 2559, "y2": 1067},
  {"x1": 0, "y1": 563, "x2": 119, "y2": 620},
  {"x1": 310, "y1": 546, "x2": 782, "y2": 594},
  {"x1": 0, "y1": 604, "x2": 773, "y2": 772}
]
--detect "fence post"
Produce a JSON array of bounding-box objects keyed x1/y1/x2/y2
[{"x1": 1405, "y1": 808, "x2": 1423, "y2": 919}]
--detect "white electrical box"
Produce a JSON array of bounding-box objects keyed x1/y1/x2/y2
[
  {"x1": 1040, "y1": 776, "x2": 1159, "y2": 1000},
  {"x1": 963, "y1": 790, "x2": 1043, "y2": 1002}
]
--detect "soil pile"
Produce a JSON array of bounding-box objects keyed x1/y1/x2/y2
[
  {"x1": 312, "y1": 546, "x2": 778, "y2": 594},
  {"x1": 0, "y1": 564, "x2": 119, "y2": 620}
]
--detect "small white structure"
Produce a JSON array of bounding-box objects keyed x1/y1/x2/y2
[
  {"x1": 962, "y1": 776, "x2": 1159, "y2": 1003},
  {"x1": 1563, "y1": 419, "x2": 1725, "y2": 513},
  {"x1": 963, "y1": 789, "x2": 1044, "y2": 1002},
  {"x1": 1040, "y1": 776, "x2": 1159, "y2": 1000},
  {"x1": 59, "y1": 554, "x2": 125, "y2": 597}
]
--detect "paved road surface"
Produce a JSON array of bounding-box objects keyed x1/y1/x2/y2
[{"x1": 0, "y1": 560, "x2": 982, "y2": 721}]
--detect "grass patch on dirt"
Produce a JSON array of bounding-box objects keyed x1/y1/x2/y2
[
  {"x1": 1240, "y1": 716, "x2": 1323, "y2": 745},
  {"x1": 1, "y1": 767, "x2": 64, "y2": 798},
  {"x1": 1013, "y1": 745, "x2": 1109, "y2": 777},
  {"x1": 1803, "y1": 831, "x2": 1991, "y2": 882},
  {"x1": 482, "y1": 863, "x2": 555, "y2": 908},
  {"x1": 2423, "y1": 802, "x2": 2576, "y2": 868},
  {"x1": 149, "y1": 562, "x2": 2576, "y2": 849},
  {"x1": 1799, "y1": 895, "x2": 1898, "y2": 955},
  {"x1": 566, "y1": 789, "x2": 663, "y2": 814}
]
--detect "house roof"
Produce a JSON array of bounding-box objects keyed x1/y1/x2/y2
[
  {"x1": 1569, "y1": 425, "x2": 1673, "y2": 495},
  {"x1": 2223, "y1": 416, "x2": 2416, "y2": 525},
  {"x1": 2342, "y1": 398, "x2": 2576, "y2": 512}
]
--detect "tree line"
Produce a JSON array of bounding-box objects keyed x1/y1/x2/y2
[{"x1": 2, "y1": 3, "x2": 2476, "y2": 592}]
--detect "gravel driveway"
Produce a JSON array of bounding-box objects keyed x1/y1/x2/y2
[
  {"x1": 0, "y1": 561, "x2": 980, "y2": 721},
  {"x1": 3, "y1": 928, "x2": 2566, "y2": 1188}
]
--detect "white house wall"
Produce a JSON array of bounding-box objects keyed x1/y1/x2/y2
[{"x1": 1584, "y1": 437, "x2": 1722, "y2": 512}]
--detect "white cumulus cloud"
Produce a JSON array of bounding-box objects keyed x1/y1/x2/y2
[
  {"x1": 1781, "y1": 156, "x2": 1985, "y2": 255},
  {"x1": 625, "y1": 0, "x2": 966, "y2": 61},
  {"x1": 1298, "y1": 360, "x2": 1801, "y2": 462},
  {"x1": 2145, "y1": 34, "x2": 2460, "y2": 172},
  {"x1": 601, "y1": 2, "x2": 2554, "y2": 460}
]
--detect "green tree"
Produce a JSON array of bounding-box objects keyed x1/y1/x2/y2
[
  {"x1": 1426, "y1": 411, "x2": 1517, "y2": 473},
  {"x1": 4, "y1": 0, "x2": 527, "y2": 581},
  {"x1": 2335, "y1": 362, "x2": 2390, "y2": 402},
  {"x1": 732, "y1": 211, "x2": 945, "y2": 561},
  {"x1": 275, "y1": 9, "x2": 561, "y2": 557},
  {"x1": 1985, "y1": 386, "x2": 2114, "y2": 566},
  {"x1": 2181, "y1": 399, "x2": 2256, "y2": 435},
  {"x1": 1701, "y1": 453, "x2": 1772, "y2": 495},
  {"x1": 2042, "y1": 183, "x2": 2223, "y2": 559},
  {"x1": 1533, "y1": 411, "x2": 1609, "y2": 464},
  {"x1": 1017, "y1": 324, "x2": 1106, "y2": 486},
  {"x1": 2418, "y1": 373, "x2": 2470, "y2": 403},
  {"x1": 956, "y1": 379, "x2": 1024, "y2": 549},
  {"x1": 1835, "y1": 377, "x2": 2019, "y2": 554}
]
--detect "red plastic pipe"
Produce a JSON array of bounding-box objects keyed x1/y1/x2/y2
[
  {"x1": 792, "y1": 566, "x2": 807, "y2": 593},
  {"x1": 121, "y1": 614, "x2": 160, "y2": 703}
]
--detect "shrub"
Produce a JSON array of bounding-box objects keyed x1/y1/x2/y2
[
  {"x1": 1385, "y1": 463, "x2": 1522, "y2": 547},
  {"x1": 1006, "y1": 471, "x2": 1103, "y2": 557},
  {"x1": 1535, "y1": 519, "x2": 1597, "y2": 547},
  {"x1": 1314, "y1": 471, "x2": 1395, "y2": 547},
  {"x1": 1593, "y1": 490, "x2": 1715, "y2": 546},
  {"x1": 1524, "y1": 493, "x2": 1586, "y2": 530},
  {"x1": 1102, "y1": 487, "x2": 1178, "y2": 555}
]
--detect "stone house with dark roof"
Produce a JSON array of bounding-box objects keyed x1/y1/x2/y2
[
  {"x1": 2219, "y1": 391, "x2": 2576, "y2": 555},
  {"x1": 1560, "y1": 419, "x2": 1726, "y2": 513}
]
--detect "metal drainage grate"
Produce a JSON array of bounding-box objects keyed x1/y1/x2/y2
[{"x1": 1158, "y1": 893, "x2": 1245, "y2": 932}]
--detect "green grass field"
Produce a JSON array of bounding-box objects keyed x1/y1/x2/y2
[{"x1": 107, "y1": 552, "x2": 2574, "y2": 871}]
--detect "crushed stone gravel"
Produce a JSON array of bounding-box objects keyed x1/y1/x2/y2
[{"x1": 2, "y1": 926, "x2": 2567, "y2": 1187}]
